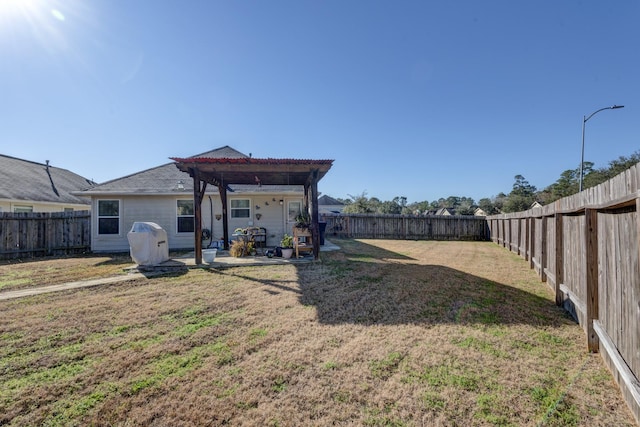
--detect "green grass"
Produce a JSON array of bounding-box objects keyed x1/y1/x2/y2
[
  {"x1": 323, "y1": 360, "x2": 339, "y2": 370},
  {"x1": 0, "y1": 273, "x2": 32, "y2": 291},
  {"x1": 128, "y1": 348, "x2": 205, "y2": 394},
  {"x1": 370, "y1": 352, "x2": 404, "y2": 379},
  {"x1": 403, "y1": 362, "x2": 481, "y2": 392}
]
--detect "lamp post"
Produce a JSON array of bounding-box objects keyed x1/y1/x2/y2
[{"x1": 579, "y1": 105, "x2": 624, "y2": 192}]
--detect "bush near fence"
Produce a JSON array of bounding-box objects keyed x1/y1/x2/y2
[
  {"x1": 488, "y1": 162, "x2": 640, "y2": 425},
  {"x1": 0, "y1": 211, "x2": 91, "y2": 260},
  {"x1": 320, "y1": 213, "x2": 489, "y2": 241}
]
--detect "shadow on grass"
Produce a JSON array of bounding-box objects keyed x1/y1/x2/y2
[
  {"x1": 296, "y1": 239, "x2": 573, "y2": 327},
  {"x1": 326, "y1": 238, "x2": 416, "y2": 261},
  {"x1": 0, "y1": 252, "x2": 131, "y2": 267},
  {"x1": 205, "y1": 268, "x2": 302, "y2": 296},
  {"x1": 93, "y1": 251, "x2": 193, "y2": 267}
]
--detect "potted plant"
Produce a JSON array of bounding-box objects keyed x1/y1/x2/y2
[
  {"x1": 294, "y1": 212, "x2": 312, "y2": 230},
  {"x1": 280, "y1": 233, "x2": 294, "y2": 259}
]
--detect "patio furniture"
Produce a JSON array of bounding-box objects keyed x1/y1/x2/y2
[
  {"x1": 293, "y1": 227, "x2": 313, "y2": 258},
  {"x1": 245, "y1": 227, "x2": 267, "y2": 255}
]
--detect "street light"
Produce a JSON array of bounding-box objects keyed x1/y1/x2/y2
[{"x1": 579, "y1": 105, "x2": 624, "y2": 192}]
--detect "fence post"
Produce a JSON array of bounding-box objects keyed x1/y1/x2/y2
[{"x1": 585, "y1": 208, "x2": 600, "y2": 352}]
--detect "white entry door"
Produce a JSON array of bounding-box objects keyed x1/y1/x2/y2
[{"x1": 285, "y1": 200, "x2": 302, "y2": 234}]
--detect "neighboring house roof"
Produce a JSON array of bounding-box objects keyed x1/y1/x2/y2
[
  {"x1": 0, "y1": 154, "x2": 95, "y2": 205},
  {"x1": 474, "y1": 207, "x2": 487, "y2": 216},
  {"x1": 318, "y1": 195, "x2": 344, "y2": 206},
  {"x1": 192, "y1": 146, "x2": 248, "y2": 159},
  {"x1": 77, "y1": 146, "x2": 305, "y2": 196},
  {"x1": 530, "y1": 201, "x2": 543, "y2": 209},
  {"x1": 435, "y1": 208, "x2": 455, "y2": 216}
]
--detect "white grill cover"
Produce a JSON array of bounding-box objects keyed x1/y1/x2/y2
[{"x1": 127, "y1": 222, "x2": 169, "y2": 266}]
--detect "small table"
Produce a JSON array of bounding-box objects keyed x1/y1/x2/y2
[{"x1": 293, "y1": 227, "x2": 313, "y2": 258}]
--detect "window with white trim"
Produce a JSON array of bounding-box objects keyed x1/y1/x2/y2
[
  {"x1": 231, "y1": 199, "x2": 250, "y2": 218},
  {"x1": 177, "y1": 200, "x2": 195, "y2": 233},
  {"x1": 98, "y1": 200, "x2": 119, "y2": 235},
  {"x1": 13, "y1": 205, "x2": 33, "y2": 213}
]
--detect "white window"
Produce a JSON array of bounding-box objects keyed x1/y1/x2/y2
[
  {"x1": 231, "y1": 199, "x2": 250, "y2": 218},
  {"x1": 14, "y1": 205, "x2": 33, "y2": 213},
  {"x1": 177, "y1": 200, "x2": 195, "y2": 233},
  {"x1": 97, "y1": 200, "x2": 119, "y2": 235}
]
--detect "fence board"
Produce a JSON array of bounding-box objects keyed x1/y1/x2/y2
[
  {"x1": 545, "y1": 215, "x2": 557, "y2": 293},
  {"x1": 561, "y1": 214, "x2": 586, "y2": 326},
  {"x1": 0, "y1": 211, "x2": 91, "y2": 259},
  {"x1": 321, "y1": 214, "x2": 488, "y2": 241}
]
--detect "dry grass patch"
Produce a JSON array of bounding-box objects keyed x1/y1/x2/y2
[
  {"x1": 0, "y1": 254, "x2": 132, "y2": 292},
  {"x1": 0, "y1": 239, "x2": 635, "y2": 426}
]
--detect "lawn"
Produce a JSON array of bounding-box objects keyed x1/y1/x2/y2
[
  {"x1": 0, "y1": 253, "x2": 133, "y2": 292},
  {"x1": 0, "y1": 239, "x2": 635, "y2": 426}
]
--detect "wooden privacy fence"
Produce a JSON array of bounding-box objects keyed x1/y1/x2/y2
[
  {"x1": 488, "y1": 163, "x2": 640, "y2": 424},
  {"x1": 0, "y1": 211, "x2": 91, "y2": 260},
  {"x1": 320, "y1": 213, "x2": 489, "y2": 241}
]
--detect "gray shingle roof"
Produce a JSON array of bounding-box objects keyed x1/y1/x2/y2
[
  {"x1": 192, "y1": 146, "x2": 248, "y2": 159},
  {"x1": 318, "y1": 195, "x2": 344, "y2": 205},
  {"x1": 78, "y1": 146, "x2": 303, "y2": 195},
  {"x1": 0, "y1": 155, "x2": 95, "y2": 205}
]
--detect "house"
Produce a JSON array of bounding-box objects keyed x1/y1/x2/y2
[
  {"x1": 0, "y1": 154, "x2": 95, "y2": 213},
  {"x1": 318, "y1": 195, "x2": 345, "y2": 215},
  {"x1": 435, "y1": 207, "x2": 455, "y2": 216},
  {"x1": 473, "y1": 207, "x2": 488, "y2": 217},
  {"x1": 530, "y1": 201, "x2": 543, "y2": 209},
  {"x1": 76, "y1": 146, "x2": 332, "y2": 254}
]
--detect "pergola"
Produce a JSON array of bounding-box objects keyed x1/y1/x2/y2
[{"x1": 171, "y1": 156, "x2": 333, "y2": 264}]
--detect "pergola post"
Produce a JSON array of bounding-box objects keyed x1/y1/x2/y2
[
  {"x1": 191, "y1": 168, "x2": 207, "y2": 265},
  {"x1": 310, "y1": 170, "x2": 320, "y2": 259},
  {"x1": 218, "y1": 184, "x2": 229, "y2": 250}
]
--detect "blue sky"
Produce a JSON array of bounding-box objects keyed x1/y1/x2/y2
[{"x1": 2, "y1": 1, "x2": 638, "y2": 204}]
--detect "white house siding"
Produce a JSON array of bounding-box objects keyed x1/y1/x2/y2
[
  {"x1": 0, "y1": 199, "x2": 90, "y2": 213},
  {"x1": 92, "y1": 194, "x2": 216, "y2": 252},
  {"x1": 91, "y1": 193, "x2": 302, "y2": 253},
  {"x1": 240, "y1": 195, "x2": 291, "y2": 247},
  {"x1": 227, "y1": 195, "x2": 302, "y2": 247}
]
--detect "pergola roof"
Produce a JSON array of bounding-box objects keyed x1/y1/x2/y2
[{"x1": 171, "y1": 157, "x2": 333, "y2": 187}]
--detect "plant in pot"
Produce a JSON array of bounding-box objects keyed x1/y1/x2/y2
[
  {"x1": 280, "y1": 233, "x2": 294, "y2": 259},
  {"x1": 247, "y1": 241, "x2": 256, "y2": 256},
  {"x1": 294, "y1": 212, "x2": 312, "y2": 231}
]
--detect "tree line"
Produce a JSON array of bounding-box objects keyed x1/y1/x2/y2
[{"x1": 338, "y1": 151, "x2": 640, "y2": 215}]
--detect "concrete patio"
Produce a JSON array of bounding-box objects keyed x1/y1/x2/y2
[{"x1": 135, "y1": 238, "x2": 341, "y2": 271}]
